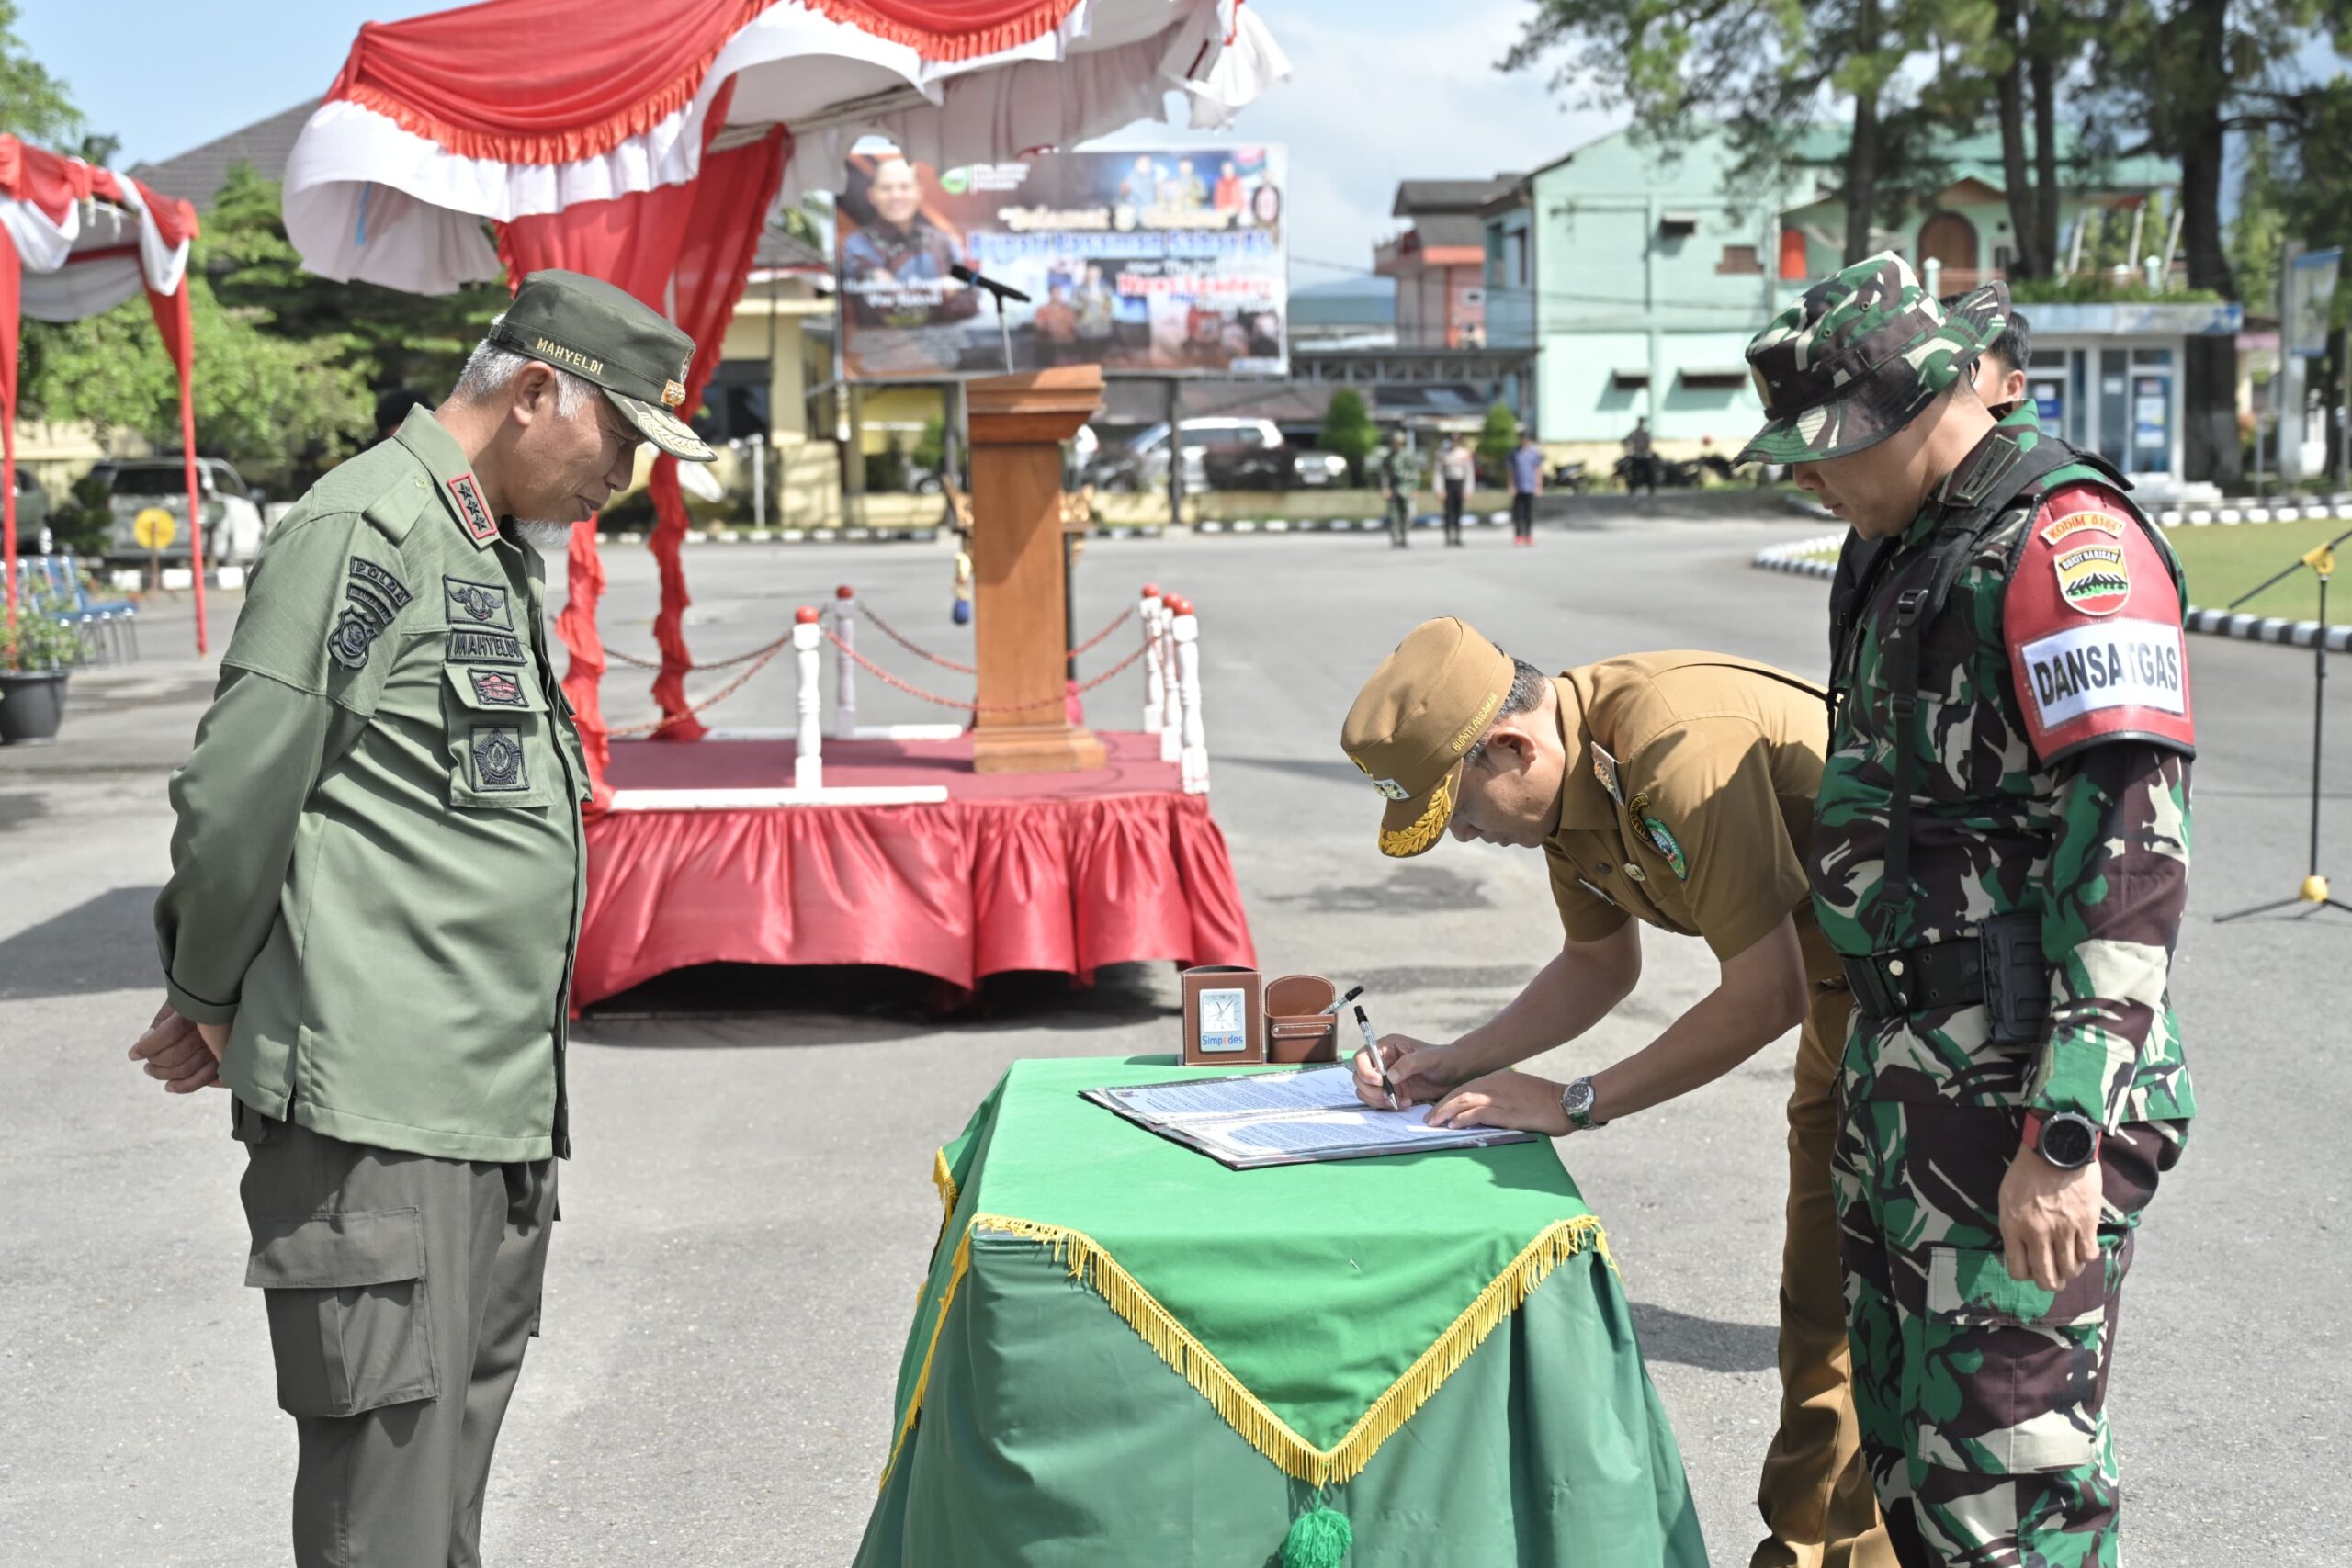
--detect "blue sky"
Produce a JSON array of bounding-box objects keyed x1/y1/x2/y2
[{"x1": 20, "y1": 0, "x2": 1610, "y2": 276}]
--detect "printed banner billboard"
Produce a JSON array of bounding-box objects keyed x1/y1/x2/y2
[
  {"x1": 836, "y1": 146, "x2": 1288, "y2": 380},
  {"x1": 2288, "y1": 248, "x2": 2341, "y2": 360}
]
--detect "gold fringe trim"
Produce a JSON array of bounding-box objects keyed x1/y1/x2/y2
[
  {"x1": 931, "y1": 1147, "x2": 959, "y2": 1249},
  {"x1": 880, "y1": 1211, "x2": 1616, "y2": 1492},
  {"x1": 1378, "y1": 768, "x2": 1455, "y2": 857}
]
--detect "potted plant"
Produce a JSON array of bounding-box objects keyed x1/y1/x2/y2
[{"x1": 0, "y1": 575, "x2": 87, "y2": 744}]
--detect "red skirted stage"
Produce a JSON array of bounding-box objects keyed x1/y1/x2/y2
[{"x1": 576, "y1": 731, "x2": 1256, "y2": 1007}]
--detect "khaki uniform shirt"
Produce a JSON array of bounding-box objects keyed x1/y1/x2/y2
[
  {"x1": 154, "y1": 405, "x2": 589, "y2": 1162},
  {"x1": 1542, "y1": 653, "x2": 1837, "y2": 987}
]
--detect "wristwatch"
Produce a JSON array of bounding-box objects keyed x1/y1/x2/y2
[
  {"x1": 2023, "y1": 1110, "x2": 2100, "y2": 1170},
  {"x1": 1559, "y1": 1076, "x2": 1602, "y2": 1133}
]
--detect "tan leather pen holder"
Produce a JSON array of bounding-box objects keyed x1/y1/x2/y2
[{"x1": 1263, "y1": 974, "x2": 1340, "y2": 1064}]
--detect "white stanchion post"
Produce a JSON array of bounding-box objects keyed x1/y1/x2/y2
[
  {"x1": 794, "y1": 606, "x2": 823, "y2": 792},
  {"x1": 1170, "y1": 594, "x2": 1209, "y2": 795},
  {"x1": 832, "y1": 584, "x2": 857, "y2": 740},
  {"x1": 1141, "y1": 582, "x2": 1165, "y2": 735},
  {"x1": 1159, "y1": 587, "x2": 1183, "y2": 763}
]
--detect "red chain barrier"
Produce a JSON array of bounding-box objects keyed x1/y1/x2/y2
[
  {"x1": 820, "y1": 626, "x2": 1150, "y2": 714},
  {"x1": 855, "y1": 599, "x2": 976, "y2": 674},
  {"x1": 606, "y1": 641, "x2": 790, "y2": 737},
  {"x1": 605, "y1": 628, "x2": 795, "y2": 673}
]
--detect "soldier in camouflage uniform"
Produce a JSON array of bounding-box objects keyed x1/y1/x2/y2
[{"x1": 1736, "y1": 254, "x2": 2196, "y2": 1567}]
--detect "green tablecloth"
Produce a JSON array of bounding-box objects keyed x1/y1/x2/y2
[{"x1": 855, "y1": 1056, "x2": 1705, "y2": 1567}]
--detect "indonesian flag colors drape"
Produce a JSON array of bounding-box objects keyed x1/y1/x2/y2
[
  {"x1": 283, "y1": 0, "x2": 1288, "y2": 803},
  {"x1": 0, "y1": 138, "x2": 199, "y2": 639},
  {"x1": 496, "y1": 115, "x2": 789, "y2": 799}
]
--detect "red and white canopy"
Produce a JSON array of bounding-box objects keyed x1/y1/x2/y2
[
  {"x1": 0, "y1": 138, "x2": 204, "y2": 639},
  {"x1": 281, "y1": 0, "x2": 1285, "y2": 808},
  {"x1": 285, "y1": 0, "x2": 1288, "y2": 295}
]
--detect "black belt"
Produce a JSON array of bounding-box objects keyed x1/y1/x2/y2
[{"x1": 1839, "y1": 938, "x2": 1985, "y2": 1022}]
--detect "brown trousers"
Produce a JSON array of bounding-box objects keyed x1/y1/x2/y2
[{"x1": 1750, "y1": 987, "x2": 1897, "y2": 1568}]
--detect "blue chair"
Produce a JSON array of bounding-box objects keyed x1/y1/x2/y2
[{"x1": 59, "y1": 555, "x2": 139, "y2": 663}]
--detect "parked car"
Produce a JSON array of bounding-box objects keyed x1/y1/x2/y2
[
  {"x1": 93, "y1": 457, "x2": 266, "y2": 567},
  {"x1": 1093, "y1": 419, "x2": 1345, "y2": 493}
]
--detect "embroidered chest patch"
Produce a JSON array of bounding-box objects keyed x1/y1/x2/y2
[
  {"x1": 469, "y1": 725, "x2": 527, "y2": 792},
  {"x1": 447, "y1": 472, "x2": 499, "y2": 546},
  {"x1": 444, "y1": 575, "x2": 512, "y2": 628},
  {"x1": 447, "y1": 628, "x2": 527, "y2": 665},
  {"x1": 469, "y1": 669, "x2": 526, "y2": 708}
]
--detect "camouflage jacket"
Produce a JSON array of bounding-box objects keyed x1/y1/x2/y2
[{"x1": 1812, "y1": 413, "x2": 2196, "y2": 1135}]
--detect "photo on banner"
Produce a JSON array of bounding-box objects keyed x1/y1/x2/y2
[{"x1": 835, "y1": 146, "x2": 1289, "y2": 380}]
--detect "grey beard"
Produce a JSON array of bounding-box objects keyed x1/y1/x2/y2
[{"x1": 514, "y1": 520, "x2": 576, "y2": 557}]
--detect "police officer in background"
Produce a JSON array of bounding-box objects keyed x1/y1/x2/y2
[
  {"x1": 128, "y1": 271, "x2": 717, "y2": 1566},
  {"x1": 1737, "y1": 255, "x2": 2195, "y2": 1566},
  {"x1": 1340, "y1": 620, "x2": 1895, "y2": 1568}
]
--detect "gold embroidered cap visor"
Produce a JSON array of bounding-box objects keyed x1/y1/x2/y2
[
  {"x1": 485, "y1": 268, "x2": 717, "y2": 463},
  {"x1": 1341, "y1": 617, "x2": 1516, "y2": 858}
]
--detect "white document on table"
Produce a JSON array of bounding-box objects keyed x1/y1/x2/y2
[{"x1": 1083, "y1": 1066, "x2": 1537, "y2": 1169}]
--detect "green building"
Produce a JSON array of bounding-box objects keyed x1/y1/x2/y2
[{"x1": 1472, "y1": 126, "x2": 2222, "y2": 489}]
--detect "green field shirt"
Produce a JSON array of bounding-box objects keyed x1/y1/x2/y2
[{"x1": 155, "y1": 407, "x2": 588, "y2": 1161}]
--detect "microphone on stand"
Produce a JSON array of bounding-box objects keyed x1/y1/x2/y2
[{"x1": 950, "y1": 263, "x2": 1032, "y2": 303}]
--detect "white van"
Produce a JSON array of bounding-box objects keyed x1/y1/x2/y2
[{"x1": 96, "y1": 458, "x2": 267, "y2": 568}]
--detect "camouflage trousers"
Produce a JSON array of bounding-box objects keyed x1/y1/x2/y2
[{"x1": 1832, "y1": 1096, "x2": 2167, "y2": 1567}]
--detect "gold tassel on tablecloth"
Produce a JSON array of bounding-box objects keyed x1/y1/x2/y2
[{"x1": 880, "y1": 1209, "x2": 1617, "y2": 1492}]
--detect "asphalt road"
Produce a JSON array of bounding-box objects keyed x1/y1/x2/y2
[{"x1": 5, "y1": 504, "x2": 2347, "y2": 1564}]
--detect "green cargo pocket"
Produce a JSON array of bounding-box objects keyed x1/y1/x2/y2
[
  {"x1": 245, "y1": 1208, "x2": 439, "y2": 1418},
  {"x1": 1917, "y1": 1246, "x2": 2108, "y2": 1477},
  {"x1": 441, "y1": 663, "x2": 562, "y2": 809}
]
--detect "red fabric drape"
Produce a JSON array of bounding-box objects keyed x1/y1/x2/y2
[
  {"x1": 322, "y1": 0, "x2": 1089, "y2": 167},
  {"x1": 493, "y1": 107, "x2": 781, "y2": 797},
  {"x1": 0, "y1": 228, "x2": 17, "y2": 626},
  {"x1": 643, "y1": 126, "x2": 789, "y2": 742},
  {"x1": 143, "y1": 281, "x2": 204, "y2": 654},
  {"x1": 575, "y1": 788, "x2": 1257, "y2": 1007}
]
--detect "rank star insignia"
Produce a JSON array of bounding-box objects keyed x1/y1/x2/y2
[
  {"x1": 1641, "y1": 815, "x2": 1689, "y2": 880},
  {"x1": 1372, "y1": 777, "x2": 1410, "y2": 801},
  {"x1": 447, "y1": 472, "x2": 499, "y2": 546}
]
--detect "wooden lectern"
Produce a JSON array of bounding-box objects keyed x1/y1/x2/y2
[{"x1": 967, "y1": 367, "x2": 1107, "y2": 774}]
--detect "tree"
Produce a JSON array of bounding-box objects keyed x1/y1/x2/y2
[
  {"x1": 1475, "y1": 399, "x2": 1520, "y2": 481},
  {"x1": 206, "y1": 163, "x2": 505, "y2": 401},
  {"x1": 1320, "y1": 389, "x2": 1377, "y2": 486},
  {"x1": 1502, "y1": 0, "x2": 1939, "y2": 262},
  {"x1": 2229, "y1": 128, "x2": 2290, "y2": 312},
  {"x1": 0, "y1": 0, "x2": 79, "y2": 145}
]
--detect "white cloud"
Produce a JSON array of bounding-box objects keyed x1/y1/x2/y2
[{"x1": 1088, "y1": 1, "x2": 1624, "y2": 278}]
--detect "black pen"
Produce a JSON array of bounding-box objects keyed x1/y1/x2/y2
[
  {"x1": 1353, "y1": 1004, "x2": 1397, "y2": 1111},
  {"x1": 1315, "y1": 984, "x2": 1365, "y2": 1017}
]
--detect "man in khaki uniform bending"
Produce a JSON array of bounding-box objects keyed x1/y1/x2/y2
[{"x1": 1341, "y1": 618, "x2": 1894, "y2": 1568}]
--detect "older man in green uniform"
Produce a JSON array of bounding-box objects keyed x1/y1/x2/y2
[{"x1": 127, "y1": 271, "x2": 715, "y2": 1566}]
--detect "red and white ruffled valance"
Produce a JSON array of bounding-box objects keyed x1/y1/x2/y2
[
  {"x1": 0, "y1": 138, "x2": 195, "y2": 321},
  {"x1": 284, "y1": 0, "x2": 1288, "y2": 294}
]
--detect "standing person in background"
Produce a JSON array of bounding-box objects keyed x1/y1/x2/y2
[
  {"x1": 1624, "y1": 416, "x2": 1658, "y2": 496},
  {"x1": 373, "y1": 389, "x2": 431, "y2": 444},
  {"x1": 1436, "y1": 434, "x2": 1475, "y2": 548},
  {"x1": 1379, "y1": 432, "x2": 1417, "y2": 549},
  {"x1": 1213, "y1": 159, "x2": 1246, "y2": 214},
  {"x1": 1508, "y1": 430, "x2": 1544, "y2": 547}
]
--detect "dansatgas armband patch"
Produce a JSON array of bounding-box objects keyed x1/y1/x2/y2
[{"x1": 2005, "y1": 485, "x2": 2195, "y2": 763}]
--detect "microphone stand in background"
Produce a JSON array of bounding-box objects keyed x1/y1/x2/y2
[{"x1": 950, "y1": 264, "x2": 1028, "y2": 375}]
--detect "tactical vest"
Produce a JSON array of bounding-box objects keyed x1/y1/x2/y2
[{"x1": 1826, "y1": 428, "x2": 2186, "y2": 953}]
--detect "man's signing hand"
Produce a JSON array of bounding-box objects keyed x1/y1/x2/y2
[
  {"x1": 1351, "y1": 1034, "x2": 1463, "y2": 1109},
  {"x1": 130, "y1": 1003, "x2": 227, "y2": 1094}
]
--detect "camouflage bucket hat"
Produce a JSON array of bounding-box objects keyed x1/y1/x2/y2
[{"x1": 1735, "y1": 252, "x2": 2008, "y2": 468}]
